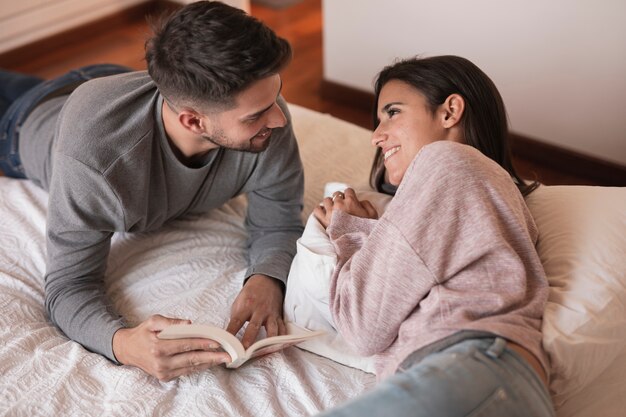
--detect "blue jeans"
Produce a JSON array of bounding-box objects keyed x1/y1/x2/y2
[
  {"x1": 0, "y1": 64, "x2": 132, "y2": 178},
  {"x1": 317, "y1": 337, "x2": 555, "y2": 417}
]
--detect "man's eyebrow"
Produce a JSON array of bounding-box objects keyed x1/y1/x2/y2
[{"x1": 245, "y1": 80, "x2": 283, "y2": 120}]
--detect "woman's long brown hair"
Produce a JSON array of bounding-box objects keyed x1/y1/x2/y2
[{"x1": 370, "y1": 55, "x2": 538, "y2": 197}]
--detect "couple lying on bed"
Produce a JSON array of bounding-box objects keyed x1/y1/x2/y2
[{"x1": 0, "y1": 2, "x2": 554, "y2": 416}]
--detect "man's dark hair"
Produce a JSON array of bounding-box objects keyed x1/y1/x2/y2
[
  {"x1": 145, "y1": 1, "x2": 292, "y2": 110},
  {"x1": 370, "y1": 55, "x2": 538, "y2": 197}
]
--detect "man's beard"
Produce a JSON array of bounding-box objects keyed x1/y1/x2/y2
[{"x1": 201, "y1": 127, "x2": 272, "y2": 153}]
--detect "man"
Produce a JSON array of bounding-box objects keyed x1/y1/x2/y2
[{"x1": 0, "y1": 1, "x2": 304, "y2": 381}]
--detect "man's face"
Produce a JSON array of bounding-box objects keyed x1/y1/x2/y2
[{"x1": 200, "y1": 74, "x2": 286, "y2": 153}]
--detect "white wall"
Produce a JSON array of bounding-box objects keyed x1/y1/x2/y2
[
  {"x1": 0, "y1": 0, "x2": 250, "y2": 55},
  {"x1": 323, "y1": 0, "x2": 626, "y2": 166}
]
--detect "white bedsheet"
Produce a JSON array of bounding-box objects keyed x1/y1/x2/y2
[
  {"x1": 0, "y1": 104, "x2": 377, "y2": 417},
  {"x1": 0, "y1": 177, "x2": 375, "y2": 416}
]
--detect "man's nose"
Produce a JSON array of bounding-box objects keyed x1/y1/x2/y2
[{"x1": 267, "y1": 103, "x2": 287, "y2": 129}]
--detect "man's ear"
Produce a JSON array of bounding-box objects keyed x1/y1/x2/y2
[
  {"x1": 440, "y1": 93, "x2": 465, "y2": 129},
  {"x1": 179, "y1": 109, "x2": 206, "y2": 135}
]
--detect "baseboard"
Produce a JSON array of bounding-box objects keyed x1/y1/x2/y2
[
  {"x1": 321, "y1": 79, "x2": 626, "y2": 186},
  {"x1": 508, "y1": 133, "x2": 626, "y2": 187},
  {"x1": 0, "y1": 1, "x2": 182, "y2": 69},
  {"x1": 320, "y1": 79, "x2": 375, "y2": 114}
]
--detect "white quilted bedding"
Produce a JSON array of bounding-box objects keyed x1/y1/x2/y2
[
  {"x1": 0, "y1": 104, "x2": 378, "y2": 417},
  {"x1": 7, "y1": 102, "x2": 622, "y2": 417}
]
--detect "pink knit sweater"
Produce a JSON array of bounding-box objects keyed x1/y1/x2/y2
[{"x1": 327, "y1": 141, "x2": 549, "y2": 380}]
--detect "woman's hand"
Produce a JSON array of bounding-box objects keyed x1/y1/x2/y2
[{"x1": 313, "y1": 188, "x2": 378, "y2": 228}]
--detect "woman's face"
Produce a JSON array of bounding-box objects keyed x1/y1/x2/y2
[{"x1": 372, "y1": 80, "x2": 450, "y2": 186}]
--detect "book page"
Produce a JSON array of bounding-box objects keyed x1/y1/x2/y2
[
  {"x1": 245, "y1": 323, "x2": 325, "y2": 356},
  {"x1": 249, "y1": 340, "x2": 312, "y2": 359},
  {"x1": 158, "y1": 323, "x2": 245, "y2": 363}
]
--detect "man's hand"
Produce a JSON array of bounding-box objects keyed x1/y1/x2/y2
[
  {"x1": 313, "y1": 188, "x2": 378, "y2": 228},
  {"x1": 112, "y1": 314, "x2": 230, "y2": 381},
  {"x1": 226, "y1": 274, "x2": 286, "y2": 349}
]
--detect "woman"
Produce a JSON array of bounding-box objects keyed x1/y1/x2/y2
[{"x1": 313, "y1": 56, "x2": 554, "y2": 417}]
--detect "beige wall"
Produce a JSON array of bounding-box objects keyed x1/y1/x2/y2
[{"x1": 323, "y1": 0, "x2": 626, "y2": 166}]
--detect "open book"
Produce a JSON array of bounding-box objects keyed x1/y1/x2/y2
[{"x1": 158, "y1": 322, "x2": 325, "y2": 368}]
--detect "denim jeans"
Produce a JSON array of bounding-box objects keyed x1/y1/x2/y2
[
  {"x1": 0, "y1": 64, "x2": 132, "y2": 178},
  {"x1": 317, "y1": 337, "x2": 555, "y2": 417}
]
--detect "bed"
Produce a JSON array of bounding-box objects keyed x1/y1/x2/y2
[{"x1": 1, "y1": 103, "x2": 625, "y2": 416}]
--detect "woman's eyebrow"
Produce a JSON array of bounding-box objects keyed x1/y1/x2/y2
[{"x1": 380, "y1": 102, "x2": 403, "y2": 113}]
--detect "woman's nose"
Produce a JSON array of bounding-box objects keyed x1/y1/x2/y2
[{"x1": 371, "y1": 125, "x2": 386, "y2": 147}]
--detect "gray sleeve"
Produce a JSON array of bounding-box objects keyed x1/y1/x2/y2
[
  {"x1": 44, "y1": 154, "x2": 126, "y2": 363},
  {"x1": 243, "y1": 101, "x2": 304, "y2": 286}
]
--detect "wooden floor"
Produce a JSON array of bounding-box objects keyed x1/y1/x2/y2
[{"x1": 2, "y1": 0, "x2": 595, "y2": 185}]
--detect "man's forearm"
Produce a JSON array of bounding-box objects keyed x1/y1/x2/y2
[
  {"x1": 45, "y1": 227, "x2": 125, "y2": 362},
  {"x1": 45, "y1": 277, "x2": 125, "y2": 361},
  {"x1": 245, "y1": 227, "x2": 302, "y2": 286}
]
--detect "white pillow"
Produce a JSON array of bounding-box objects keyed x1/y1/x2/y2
[
  {"x1": 284, "y1": 187, "x2": 392, "y2": 374},
  {"x1": 525, "y1": 185, "x2": 626, "y2": 407}
]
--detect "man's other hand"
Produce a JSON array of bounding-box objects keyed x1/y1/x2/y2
[{"x1": 226, "y1": 274, "x2": 286, "y2": 349}]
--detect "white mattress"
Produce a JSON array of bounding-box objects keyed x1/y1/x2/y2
[{"x1": 1, "y1": 103, "x2": 623, "y2": 416}]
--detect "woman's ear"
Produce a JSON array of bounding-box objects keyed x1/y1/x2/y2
[{"x1": 441, "y1": 94, "x2": 465, "y2": 129}]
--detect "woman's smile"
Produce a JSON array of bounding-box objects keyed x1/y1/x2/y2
[{"x1": 384, "y1": 146, "x2": 401, "y2": 160}]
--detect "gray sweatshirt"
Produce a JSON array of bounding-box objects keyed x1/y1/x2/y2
[
  {"x1": 19, "y1": 71, "x2": 304, "y2": 362},
  {"x1": 327, "y1": 141, "x2": 548, "y2": 380}
]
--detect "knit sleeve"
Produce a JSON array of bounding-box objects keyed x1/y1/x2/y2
[
  {"x1": 327, "y1": 210, "x2": 436, "y2": 355},
  {"x1": 45, "y1": 154, "x2": 126, "y2": 362}
]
